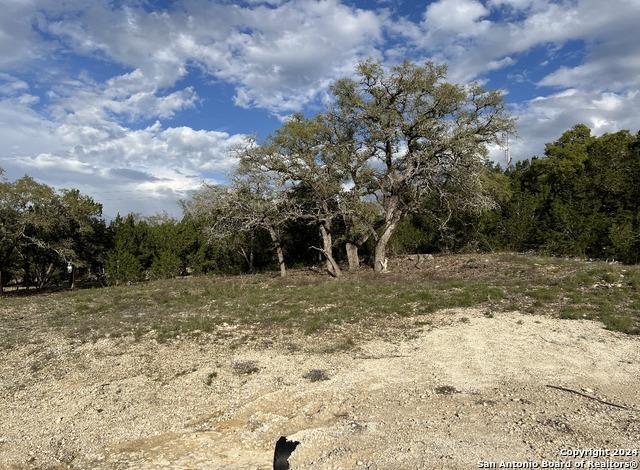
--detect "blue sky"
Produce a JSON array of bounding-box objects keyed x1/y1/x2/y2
[{"x1": 1, "y1": 0, "x2": 639, "y2": 219}]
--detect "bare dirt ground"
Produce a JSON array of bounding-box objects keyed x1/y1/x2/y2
[{"x1": 1, "y1": 306, "x2": 639, "y2": 470}]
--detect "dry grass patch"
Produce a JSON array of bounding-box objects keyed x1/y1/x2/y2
[{"x1": 1, "y1": 253, "x2": 638, "y2": 356}]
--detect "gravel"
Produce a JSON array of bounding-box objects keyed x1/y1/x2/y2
[{"x1": 1, "y1": 308, "x2": 639, "y2": 469}]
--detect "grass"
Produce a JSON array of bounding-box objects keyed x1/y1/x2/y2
[
  {"x1": 303, "y1": 369, "x2": 331, "y2": 382},
  {"x1": 1, "y1": 253, "x2": 639, "y2": 352},
  {"x1": 232, "y1": 360, "x2": 260, "y2": 375},
  {"x1": 205, "y1": 371, "x2": 217, "y2": 386}
]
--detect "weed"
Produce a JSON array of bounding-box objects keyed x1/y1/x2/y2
[
  {"x1": 74, "y1": 303, "x2": 92, "y2": 314},
  {"x1": 526, "y1": 287, "x2": 560, "y2": 302},
  {"x1": 321, "y1": 336, "x2": 355, "y2": 353},
  {"x1": 435, "y1": 385, "x2": 459, "y2": 395},
  {"x1": 132, "y1": 327, "x2": 147, "y2": 341},
  {"x1": 30, "y1": 361, "x2": 45, "y2": 373},
  {"x1": 303, "y1": 369, "x2": 330, "y2": 382},
  {"x1": 626, "y1": 271, "x2": 640, "y2": 289},
  {"x1": 205, "y1": 371, "x2": 217, "y2": 386},
  {"x1": 559, "y1": 306, "x2": 581, "y2": 320},
  {"x1": 602, "y1": 315, "x2": 634, "y2": 334},
  {"x1": 304, "y1": 320, "x2": 322, "y2": 335},
  {"x1": 233, "y1": 360, "x2": 260, "y2": 375}
]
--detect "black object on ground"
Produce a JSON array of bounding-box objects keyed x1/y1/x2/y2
[{"x1": 273, "y1": 436, "x2": 300, "y2": 470}]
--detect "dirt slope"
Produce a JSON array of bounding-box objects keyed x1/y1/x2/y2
[{"x1": 1, "y1": 309, "x2": 639, "y2": 469}]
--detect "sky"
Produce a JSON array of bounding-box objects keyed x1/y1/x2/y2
[{"x1": 1, "y1": 0, "x2": 639, "y2": 220}]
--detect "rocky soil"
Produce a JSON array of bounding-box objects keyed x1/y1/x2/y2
[{"x1": 1, "y1": 308, "x2": 639, "y2": 469}]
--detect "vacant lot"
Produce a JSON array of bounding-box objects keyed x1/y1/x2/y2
[{"x1": 1, "y1": 253, "x2": 639, "y2": 469}]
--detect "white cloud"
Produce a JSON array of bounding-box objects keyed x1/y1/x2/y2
[
  {"x1": 0, "y1": 73, "x2": 30, "y2": 95},
  {"x1": 538, "y1": 10, "x2": 640, "y2": 92},
  {"x1": 106, "y1": 86, "x2": 199, "y2": 120},
  {"x1": 0, "y1": 96, "x2": 62, "y2": 159},
  {"x1": 4, "y1": 120, "x2": 247, "y2": 217},
  {"x1": 14, "y1": 153, "x2": 97, "y2": 175},
  {"x1": 1, "y1": 0, "x2": 639, "y2": 216},
  {"x1": 392, "y1": 0, "x2": 640, "y2": 88},
  {"x1": 22, "y1": 0, "x2": 383, "y2": 119},
  {"x1": 202, "y1": 0, "x2": 384, "y2": 114},
  {"x1": 423, "y1": 0, "x2": 490, "y2": 35},
  {"x1": 509, "y1": 88, "x2": 640, "y2": 160},
  {"x1": 0, "y1": 0, "x2": 53, "y2": 69},
  {"x1": 56, "y1": 120, "x2": 245, "y2": 174}
]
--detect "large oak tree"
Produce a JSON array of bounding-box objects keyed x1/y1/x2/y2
[
  {"x1": 235, "y1": 59, "x2": 515, "y2": 274},
  {"x1": 332, "y1": 59, "x2": 516, "y2": 271}
]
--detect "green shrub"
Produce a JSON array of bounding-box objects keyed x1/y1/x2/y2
[
  {"x1": 149, "y1": 250, "x2": 182, "y2": 280},
  {"x1": 105, "y1": 249, "x2": 143, "y2": 285},
  {"x1": 609, "y1": 221, "x2": 638, "y2": 264}
]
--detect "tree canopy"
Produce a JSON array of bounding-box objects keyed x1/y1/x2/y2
[
  {"x1": 0, "y1": 175, "x2": 104, "y2": 291},
  {"x1": 232, "y1": 59, "x2": 515, "y2": 273}
]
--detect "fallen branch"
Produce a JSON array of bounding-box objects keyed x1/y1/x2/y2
[
  {"x1": 545, "y1": 384, "x2": 635, "y2": 411},
  {"x1": 353, "y1": 354, "x2": 409, "y2": 360}
]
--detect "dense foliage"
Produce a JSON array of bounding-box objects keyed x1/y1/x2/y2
[
  {"x1": 0, "y1": 174, "x2": 105, "y2": 291},
  {"x1": 1, "y1": 63, "x2": 639, "y2": 290},
  {"x1": 483, "y1": 125, "x2": 640, "y2": 263}
]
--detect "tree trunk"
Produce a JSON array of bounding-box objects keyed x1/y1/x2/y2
[
  {"x1": 267, "y1": 226, "x2": 287, "y2": 277},
  {"x1": 0, "y1": 269, "x2": 3, "y2": 295},
  {"x1": 34, "y1": 262, "x2": 55, "y2": 290},
  {"x1": 319, "y1": 223, "x2": 342, "y2": 277},
  {"x1": 343, "y1": 215, "x2": 360, "y2": 270},
  {"x1": 374, "y1": 194, "x2": 403, "y2": 273},
  {"x1": 374, "y1": 220, "x2": 399, "y2": 273},
  {"x1": 239, "y1": 246, "x2": 254, "y2": 273},
  {"x1": 343, "y1": 214, "x2": 374, "y2": 271},
  {"x1": 68, "y1": 266, "x2": 76, "y2": 289},
  {"x1": 345, "y1": 242, "x2": 359, "y2": 270}
]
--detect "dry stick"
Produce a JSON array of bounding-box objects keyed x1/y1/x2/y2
[
  {"x1": 353, "y1": 354, "x2": 409, "y2": 360},
  {"x1": 546, "y1": 384, "x2": 635, "y2": 411}
]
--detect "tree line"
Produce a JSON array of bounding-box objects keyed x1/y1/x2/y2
[
  {"x1": 488, "y1": 124, "x2": 640, "y2": 263},
  {"x1": 1, "y1": 60, "x2": 639, "y2": 292}
]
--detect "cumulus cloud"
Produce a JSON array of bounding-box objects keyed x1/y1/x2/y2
[
  {"x1": 0, "y1": 81, "x2": 62, "y2": 159},
  {"x1": 509, "y1": 88, "x2": 640, "y2": 160},
  {"x1": 105, "y1": 86, "x2": 199, "y2": 120},
  {"x1": 19, "y1": 0, "x2": 384, "y2": 118},
  {"x1": 1, "y1": 0, "x2": 639, "y2": 215},
  {"x1": 50, "y1": 120, "x2": 245, "y2": 179},
  {"x1": 6, "y1": 121, "x2": 246, "y2": 216},
  {"x1": 198, "y1": 0, "x2": 383, "y2": 114},
  {"x1": 392, "y1": 0, "x2": 640, "y2": 88},
  {"x1": 423, "y1": 0, "x2": 490, "y2": 36},
  {"x1": 0, "y1": 0, "x2": 54, "y2": 69},
  {"x1": 387, "y1": 0, "x2": 640, "y2": 168}
]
